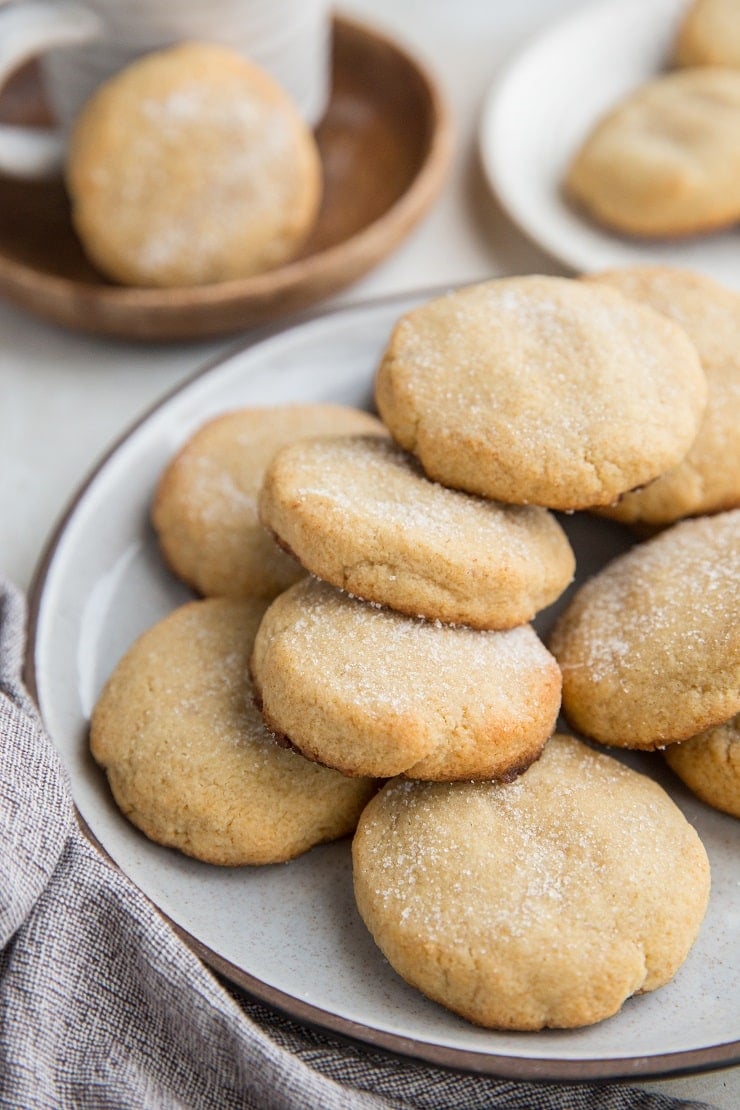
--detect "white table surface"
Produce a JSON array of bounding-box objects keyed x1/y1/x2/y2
[{"x1": 1, "y1": 0, "x2": 737, "y2": 1104}]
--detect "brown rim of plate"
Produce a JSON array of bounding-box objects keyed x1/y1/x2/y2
[
  {"x1": 22, "y1": 289, "x2": 740, "y2": 1083},
  {"x1": 0, "y1": 14, "x2": 453, "y2": 340}
]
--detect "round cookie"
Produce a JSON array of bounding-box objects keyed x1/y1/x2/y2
[
  {"x1": 664, "y1": 713, "x2": 740, "y2": 818},
  {"x1": 565, "y1": 67, "x2": 740, "y2": 238},
  {"x1": 549, "y1": 510, "x2": 740, "y2": 749},
  {"x1": 152, "y1": 404, "x2": 386, "y2": 601},
  {"x1": 250, "y1": 576, "x2": 561, "y2": 781},
  {"x1": 675, "y1": 0, "x2": 740, "y2": 68},
  {"x1": 352, "y1": 733, "x2": 710, "y2": 1031},
  {"x1": 375, "y1": 275, "x2": 706, "y2": 510},
  {"x1": 259, "y1": 434, "x2": 575, "y2": 629},
  {"x1": 90, "y1": 597, "x2": 376, "y2": 866},
  {"x1": 67, "y1": 42, "x2": 322, "y2": 286},
  {"x1": 585, "y1": 266, "x2": 740, "y2": 526}
]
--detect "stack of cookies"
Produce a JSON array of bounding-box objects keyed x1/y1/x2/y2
[
  {"x1": 89, "y1": 269, "x2": 740, "y2": 1032},
  {"x1": 91, "y1": 402, "x2": 385, "y2": 867},
  {"x1": 252, "y1": 432, "x2": 572, "y2": 782}
]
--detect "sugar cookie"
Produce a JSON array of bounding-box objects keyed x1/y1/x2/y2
[
  {"x1": 352, "y1": 734, "x2": 710, "y2": 1030},
  {"x1": 259, "y1": 434, "x2": 575, "y2": 628},
  {"x1": 664, "y1": 713, "x2": 740, "y2": 818},
  {"x1": 549, "y1": 511, "x2": 740, "y2": 749},
  {"x1": 152, "y1": 404, "x2": 385, "y2": 600},
  {"x1": 585, "y1": 266, "x2": 740, "y2": 526},
  {"x1": 675, "y1": 0, "x2": 740, "y2": 68},
  {"x1": 375, "y1": 276, "x2": 706, "y2": 510},
  {"x1": 67, "y1": 42, "x2": 322, "y2": 286},
  {"x1": 565, "y1": 67, "x2": 740, "y2": 237},
  {"x1": 250, "y1": 576, "x2": 561, "y2": 781},
  {"x1": 90, "y1": 597, "x2": 375, "y2": 865}
]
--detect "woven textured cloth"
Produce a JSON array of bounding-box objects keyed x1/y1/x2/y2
[{"x1": 0, "y1": 575, "x2": 716, "y2": 1110}]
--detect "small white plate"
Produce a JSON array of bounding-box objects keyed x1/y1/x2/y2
[
  {"x1": 479, "y1": 0, "x2": 740, "y2": 285},
  {"x1": 28, "y1": 292, "x2": 740, "y2": 1080}
]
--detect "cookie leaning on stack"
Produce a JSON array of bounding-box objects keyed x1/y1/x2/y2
[
  {"x1": 258, "y1": 433, "x2": 575, "y2": 629},
  {"x1": 250, "y1": 576, "x2": 562, "y2": 781}
]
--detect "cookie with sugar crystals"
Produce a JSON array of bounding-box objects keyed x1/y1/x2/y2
[
  {"x1": 375, "y1": 275, "x2": 706, "y2": 510},
  {"x1": 584, "y1": 266, "x2": 740, "y2": 527},
  {"x1": 90, "y1": 597, "x2": 375, "y2": 866},
  {"x1": 352, "y1": 734, "x2": 710, "y2": 1030},
  {"x1": 259, "y1": 434, "x2": 575, "y2": 628},
  {"x1": 565, "y1": 67, "x2": 740, "y2": 238},
  {"x1": 250, "y1": 576, "x2": 561, "y2": 781},
  {"x1": 67, "y1": 42, "x2": 322, "y2": 286},
  {"x1": 152, "y1": 404, "x2": 385, "y2": 601},
  {"x1": 549, "y1": 511, "x2": 740, "y2": 749},
  {"x1": 664, "y1": 712, "x2": 740, "y2": 818},
  {"x1": 674, "y1": 0, "x2": 740, "y2": 67}
]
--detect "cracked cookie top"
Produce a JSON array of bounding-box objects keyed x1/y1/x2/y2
[{"x1": 352, "y1": 733, "x2": 710, "y2": 1030}]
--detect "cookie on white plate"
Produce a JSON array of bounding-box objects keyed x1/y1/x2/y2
[{"x1": 353, "y1": 734, "x2": 710, "y2": 1030}]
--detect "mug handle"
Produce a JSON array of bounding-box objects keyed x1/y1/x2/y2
[{"x1": 0, "y1": 0, "x2": 102, "y2": 178}]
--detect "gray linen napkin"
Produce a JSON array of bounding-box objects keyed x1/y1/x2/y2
[{"x1": 0, "y1": 576, "x2": 716, "y2": 1110}]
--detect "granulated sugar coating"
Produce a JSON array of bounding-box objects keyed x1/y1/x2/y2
[
  {"x1": 374, "y1": 275, "x2": 706, "y2": 510},
  {"x1": 250, "y1": 576, "x2": 561, "y2": 780},
  {"x1": 352, "y1": 734, "x2": 710, "y2": 1030},
  {"x1": 259, "y1": 434, "x2": 575, "y2": 628},
  {"x1": 550, "y1": 510, "x2": 740, "y2": 748},
  {"x1": 90, "y1": 597, "x2": 375, "y2": 866},
  {"x1": 152, "y1": 404, "x2": 385, "y2": 600}
]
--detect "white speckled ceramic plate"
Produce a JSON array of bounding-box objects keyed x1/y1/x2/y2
[
  {"x1": 479, "y1": 0, "x2": 740, "y2": 286},
  {"x1": 27, "y1": 291, "x2": 740, "y2": 1080}
]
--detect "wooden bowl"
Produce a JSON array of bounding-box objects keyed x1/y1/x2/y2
[{"x1": 0, "y1": 15, "x2": 452, "y2": 341}]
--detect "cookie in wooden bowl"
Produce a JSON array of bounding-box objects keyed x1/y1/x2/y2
[{"x1": 67, "y1": 42, "x2": 322, "y2": 286}]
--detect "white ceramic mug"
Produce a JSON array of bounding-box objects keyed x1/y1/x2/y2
[{"x1": 0, "y1": 0, "x2": 332, "y2": 178}]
